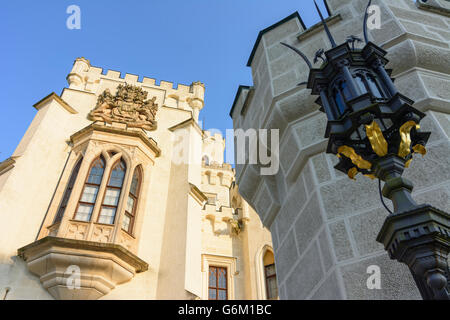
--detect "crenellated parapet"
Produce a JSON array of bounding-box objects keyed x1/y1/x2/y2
[{"x1": 66, "y1": 57, "x2": 205, "y2": 120}]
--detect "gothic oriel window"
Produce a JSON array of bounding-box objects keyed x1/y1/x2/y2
[
  {"x1": 208, "y1": 266, "x2": 227, "y2": 300},
  {"x1": 98, "y1": 159, "x2": 126, "y2": 225},
  {"x1": 74, "y1": 156, "x2": 105, "y2": 222},
  {"x1": 122, "y1": 166, "x2": 142, "y2": 233},
  {"x1": 54, "y1": 158, "x2": 82, "y2": 224}
]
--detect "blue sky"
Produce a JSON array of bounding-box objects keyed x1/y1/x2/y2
[{"x1": 0, "y1": 0, "x2": 329, "y2": 159}]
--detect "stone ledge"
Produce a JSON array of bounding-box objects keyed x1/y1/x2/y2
[
  {"x1": 70, "y1": 122, "x2": 161, "y2": 157},
  {"x1": 18, "y1": 236, "x2": 148, "y2": 272},
  {"x1": 296, "y1": 14, "x2": 342, "y2": 42}
]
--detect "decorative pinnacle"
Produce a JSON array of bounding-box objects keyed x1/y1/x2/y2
[{"x1": 314, "y1": 0, "x2": 337, "y2": 48}]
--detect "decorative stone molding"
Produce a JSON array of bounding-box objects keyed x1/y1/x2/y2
[
  {"x1": 0, "y1": 156, "x2": 18, "y2": 176},
  {"x1": 201, "y1": 254, "x2": 237, "y2": 300},
  {"x1": 70, "y1": 123, "x2": 161, "y2": 157},
  {"x1": 88, "y1": 84, "x2": 159, "y2": 131},
  {"x1": 66, "y1": 221, "x2": 88, "y2": 240},
  {"x1": 33, "y1": 92, "x2": 77, "y2": 114},
  {"x1": 189, "y1": 183, "x2": 208, "y2": 207},
  {"x1": 18, "y1": 236, "x2": 148, "y2": 300}
]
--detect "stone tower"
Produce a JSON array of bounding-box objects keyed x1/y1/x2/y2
[{"x1": 230, "y1": 0, "x2": 450, "y2": 299}]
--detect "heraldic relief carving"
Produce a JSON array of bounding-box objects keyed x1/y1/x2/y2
[{"x1": 88, "y1": 84, "x2": 158, "y2": 130}]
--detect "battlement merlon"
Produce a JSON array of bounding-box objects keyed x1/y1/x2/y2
[{"x1": 66, "y1": 57, "x2": 205, "y2": 120}]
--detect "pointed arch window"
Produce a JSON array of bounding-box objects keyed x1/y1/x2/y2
[
  {"x1": 54, "y1": 158, "x2": 82, "y2": 224},
  {"x1": 98, "y1": 159, "x2": 126, "y2": 225},
  {"x1": 263, "y1": 250, "x2": 278, "y2": 300},
  {"x1": 74, "y1": 156, "x2": 105, "y2": 222},
  {"x1": 122, "y1": 166, "x2": 141, "y2": 233}
]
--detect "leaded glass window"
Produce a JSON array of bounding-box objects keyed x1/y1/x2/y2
[
  {"x1": 98, "y1": 160, "x2": 126, "y2": 225},
  {"x1": 208, "y1": 266, "x2": 227, "y2": 300},
  {"x1": 74, "y1": 157, "x2": 105, "y2": 222},
  {"x1": 265, "y1": 264, "x2": 278, "y2": 300},
  {"x1": 54, "y1": 158, "x2": 82, "y2": 223},
  {"x1": 122, "y1": 166, "x2": 141, "y2": 233}
]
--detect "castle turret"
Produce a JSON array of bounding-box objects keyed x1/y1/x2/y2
[
  {"x1": 188, "y1": 81, "x2": 205, "y2": 122},
  {"x1": 66, "y1": 57, "x2": 90, "y2": 90}
]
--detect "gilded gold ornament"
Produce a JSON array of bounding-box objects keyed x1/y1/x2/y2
[
  {"x1": 405, "y1": 158, "x2": 412, "y2": 168},
  {"x1": 398, "y1": 121, "x2": 420, "y2": 158},
  {"x1": 337, "y1": 145, "x2": 372, "y2": 170},
  {"x1": 364, "y1": 174, "x2": 376, "y2": 180},
  {"x1": 347, "y1": 167, "x2": 359, "y2": 180},
  {"x1": 412, "y1": 144, "x2": 426, "y2": 156},
  {"x1": 365, "y1": 120, "x2": 388, "y2": 156}
]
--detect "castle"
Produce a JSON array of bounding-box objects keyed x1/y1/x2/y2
[{"x1": 0, "y1": 58, "x2": 275, "y2": 300}]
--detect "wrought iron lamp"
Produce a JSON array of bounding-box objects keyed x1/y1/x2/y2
[{"x1": 282, "y1": 0, "x2": 450, "y2": 299}]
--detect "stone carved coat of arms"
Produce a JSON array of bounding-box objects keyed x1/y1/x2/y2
[{"x1": 88, "y1": 84, "x2": 158, "y2": 131}]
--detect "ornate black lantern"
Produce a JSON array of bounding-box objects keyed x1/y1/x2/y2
[{"x1": 282, "y1": 0, "x2": 450, "y2": 300}]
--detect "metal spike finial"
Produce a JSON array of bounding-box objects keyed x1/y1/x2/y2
[
  {"x1": 363, "y1": 0, "x2": 373, "y2": 44},
  {"x1": 314, "y1": 48, "x2": 326, "y2": 64},
  {"x1": 280, "y1": 42, "x2": 312, "y2": 69},
  {"x1": 346, "y1": 35, "x2": 363, "y2": 51},
  {"x1": 314, "y1": 0, "x2": 337, "y2": 48}
]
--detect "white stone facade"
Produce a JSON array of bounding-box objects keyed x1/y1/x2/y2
[{"x1": 0, "y1": 59, "x2": 274, "y2": 300}]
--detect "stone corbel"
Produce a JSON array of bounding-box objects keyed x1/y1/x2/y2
[
  {"x1": 18, "y1": 236, "x2": 148, "y2": 300},
  {"x1": 209, "y1": 172, "x2": 218, "y2": 185}
]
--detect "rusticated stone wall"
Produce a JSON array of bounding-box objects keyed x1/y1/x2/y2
[{"x1": 231, "y1": 0, "x2": 450, "y2": 299}]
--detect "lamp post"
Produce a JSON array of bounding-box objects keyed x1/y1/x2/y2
[{"x1": 282, "y1": 0, "x2": 450, "y2": 300}]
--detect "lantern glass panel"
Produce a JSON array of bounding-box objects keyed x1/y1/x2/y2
[
  {"x1": 340, "y1": 81, "x2": 351, "y2": 100},
  {"x1": 333, "y1": 89, "x2": 346, "y2": 116},
  {"x1": 367, "y1": 75, "x2": 383, "y2": 98},
  {"x1": 355, "y1": 75, "x2": 368, "y2": 94}
]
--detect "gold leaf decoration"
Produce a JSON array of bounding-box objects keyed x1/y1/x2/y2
[
  {"x1": 347, "y1": 167, "x2": 359, "y2": 180},
  {"x1": 404, "y1": 158, "x2": 412, "y2": 168},
  {"x1": 337, "y1": 145, "x2": 372, "y2": 170},
  {"x1": 412, "y1": 144, "x2": 426, "y2": 156},
  {"x1": 398, "y1": 121, "x2": 420, "y2": 158},
  {"x1": 364, "y1": 174, "x2": 376, "y2": 180},
  {"x1": 365, "y1": 121, "x2": 388, "y2": 157}
]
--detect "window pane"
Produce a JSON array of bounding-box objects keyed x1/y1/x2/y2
[
  {"x1": 109, "y1": 161, "x2": 126, "y2": 187},
  {"x1": 87, "y1": 159, "x2": 105, "y2": 185},
  {"x1": 355, "y1": 75, "x2": 367, "y2": 94},
  {"x1": 80, "y1": 185, "x2": 99, "y2": 203},
  {"x1": 340, "y1": 81, "x2": 351, "y2": 100},
  {"x1": 218, "y1": 269, "x2": 227, "y2": 289},
  {"x1": 333, "y1": 89, "x2": 346, "y2": 116},
  {"x1": 265, "y1": 264, "x2": 276, "y2": 277},
  {"x1": 209, "y1": 267, "x2": 217, "y2": 286},
  {"x1": 126, "y1": 196, "x2": 135, "y2": 213},
  {"x1": 267, "y1": 277, "x2": 278, "y2": 299},
  {"x1": 98, "y1": 207, "x2": 116, "y2": 224},
  {"x1": 122, "y1": 215, "x2": 131, "y2": 231},
  {"x1": 367, "y1": 76, "x2": 383, "y2": 98},
  {"x1": 74, "y1": 204, "x2": 93, "y2": 222},
  {"x1": 103, "y1": 188, "x2": 120, "y2": 206},
  {"x1": 218, "y1": 290, "x2": 227, "y2": 300},
  {"x1": 130, "y1": 171, "x2": 139, "y2": 196},
  {"x1": 208, "y1": 289, "x2": 216, "y2": 300}
]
